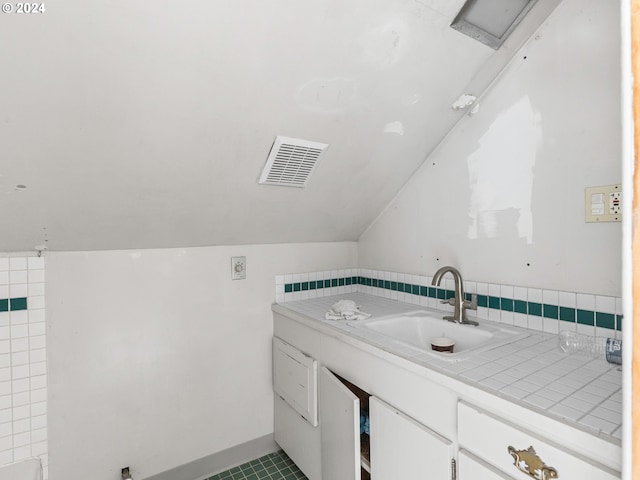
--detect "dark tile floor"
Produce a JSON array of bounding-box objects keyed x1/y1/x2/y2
[{"x1": 208, "y1": 450, "x2": 308, "y2": 480}]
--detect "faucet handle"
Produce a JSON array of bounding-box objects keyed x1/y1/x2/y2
[
  {"x1": 440, "y1": 298, "x2": 455, "y2": 306},
  {"x1": 463, "y1": 294, "x2": 478, "y2": 311}
]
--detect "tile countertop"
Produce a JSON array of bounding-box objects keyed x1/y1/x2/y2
[{"x1": 274, "y1": 293, "x2": 623, "y2": 443}]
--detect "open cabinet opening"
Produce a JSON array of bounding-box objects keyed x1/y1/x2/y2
[{"x1": 332, "y1": 371, "x2": 372, "y2": 480}]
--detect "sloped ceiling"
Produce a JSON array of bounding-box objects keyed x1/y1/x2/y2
[{"x1": 0, "y1": 0, "x2": 556, "y2": 251}]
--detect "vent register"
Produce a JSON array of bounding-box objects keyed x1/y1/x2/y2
[{"x1": 259, "y1": 136, "x2": 328, "y2": 188}]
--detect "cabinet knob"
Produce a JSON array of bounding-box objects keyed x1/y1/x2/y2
[{"x1": 507, "y1": 445, "x2": 559, "y2": 479}]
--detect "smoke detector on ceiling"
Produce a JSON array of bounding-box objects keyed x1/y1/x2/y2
[{"x1": 259, "y1": 136, "x2": 328, "y2": 188}]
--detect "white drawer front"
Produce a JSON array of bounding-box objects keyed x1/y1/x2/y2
[
  {"x1": 458, "y1": 401, "x2": 619, "y2": 480},
  {"x1": 273, "y1": 337, "x2": 318, "y2": 426}
]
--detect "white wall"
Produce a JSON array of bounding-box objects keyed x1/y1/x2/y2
[
  {"x1": 45, "y1": 242, "x2": 356, "y2": 480},
  {"x1": 358, "y1": 0, "x2": 622, "y2": 297}
]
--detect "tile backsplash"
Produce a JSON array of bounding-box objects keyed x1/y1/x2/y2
[
  {"x1": 275, "y1": 268, "x2": 622, "y2": 338},
  {"x1": 0, "y1": 256, "x2": 47, "y2": 478}
]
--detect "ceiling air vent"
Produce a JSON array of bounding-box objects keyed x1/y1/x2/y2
[{"x1": 259, "y1": 136, "x2": 328, "y2": 188}]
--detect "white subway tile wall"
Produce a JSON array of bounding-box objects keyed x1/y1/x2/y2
[
  {"x1": 276, "y1": 268, "x2": 622, "y2": 339},
  {"x1": 0, "y1": 256, "x2": 47, "y2": 478}
]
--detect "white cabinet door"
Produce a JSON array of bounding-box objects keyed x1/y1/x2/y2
[
  {"x1": 458, "y1": 450, "x2": 515, "y2": 480},
  {"x1": 273, "y1": 337, "x2": 318, "y2": 426},
  {"x1": 319, "y1": 367, "x2": 361, "y2": 480},
  {"x1": 370, "y1": 396, "x2": 452, "y2": 480}
]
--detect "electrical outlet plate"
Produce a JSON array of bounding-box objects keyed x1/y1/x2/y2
[
  {"x1": 585, "y1": 184, "x2": 622, "y2": 223},
  {"x1": 231, "y1": 256, "x2": 246, "y2": 280}
]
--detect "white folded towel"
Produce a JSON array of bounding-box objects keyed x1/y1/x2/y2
[{"x1": 325, "y1": 299, "x2": 371, "y2": 321}]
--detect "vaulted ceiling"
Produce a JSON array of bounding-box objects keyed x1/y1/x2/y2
[{"x1": 0, "y1": 0, "x2": 561, "y2": 251}]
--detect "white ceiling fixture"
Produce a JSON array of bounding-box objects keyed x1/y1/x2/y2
[
  {"x1": 259, "y1": 136, "x2": 329, "y2": 188},
  {"x1": 451, "y1": 0, "x2": 539, "y2": 50}
]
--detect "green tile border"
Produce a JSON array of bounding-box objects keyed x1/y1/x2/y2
[
  {"x1": 528, "y1": 302, "x2": 542, "y2": 317},
  {"x1": 559, "y1": 306, "x2": 576, "y2": 322},
  {"x1": 577, "y1": 309, "x2": 595, "y2": 326},
  {"x1": 543, "y1": 304, "x2": 559, "y2": 319},
  {"x1": 283, "y1": 276, "x2": 456, "y2": 300},
  {"x1": 501, "y1": 298, "x2": 514, "y2": 312},
  {"x1": 514, "y1": 300, "x2": 527, "y2": 314},
  {"x1": 0, "y1": 297, "x2": 27, "y2": 312},
  {"x1": 596, "y1": 312, "x2": 615, "y2": 330},
  {"x1": 281, "y1": 276, "x2": 622, "y2": 333}
]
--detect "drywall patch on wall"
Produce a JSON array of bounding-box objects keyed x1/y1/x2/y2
[
  {"x1": 404, "y1": 93, "x2": 421, "y2": 105},
  {"x1": 467, "y1": 95, "x2": 541, "y2": 243},
  {"x1": 383, "y1": 121, "x2": 405, "y2": 136},
  {"x1": 295, "y1": 78, "x2": 357, "y2": 113},
  {"x1": 358, "y1": 19, "x2": 406, "y2": 66},
  {"x1": 357, "y1": 0, "x2": 622, "y2": 297}
]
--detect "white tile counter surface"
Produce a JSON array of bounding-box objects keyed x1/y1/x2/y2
[{"x1": 275, "y1": 293, "x2": 622, "y2": 442}]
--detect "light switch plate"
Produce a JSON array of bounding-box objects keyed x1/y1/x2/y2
[
  {"x1": 585, "y1": 184, "x2": 622, "y2": 222},
  {"x1": 231, "y1": 256, "x2": 246, "y2": 280}
]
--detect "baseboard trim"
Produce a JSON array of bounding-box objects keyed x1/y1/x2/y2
[{"x1": 143, "y1": 434, "x2": 279, "y2": 480}]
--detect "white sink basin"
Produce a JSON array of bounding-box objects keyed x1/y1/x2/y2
[{"x1": 349, "y1": 310, "x2": 529, "y2": 361}]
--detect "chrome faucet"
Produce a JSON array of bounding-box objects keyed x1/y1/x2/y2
[{"x1": 431, "y1": 266, "x2": 478, "y2": 326}]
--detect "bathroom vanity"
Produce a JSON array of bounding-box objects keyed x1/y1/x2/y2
[{"x1": 272, "y1": 293, "x2": 621, "y2": 480}]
